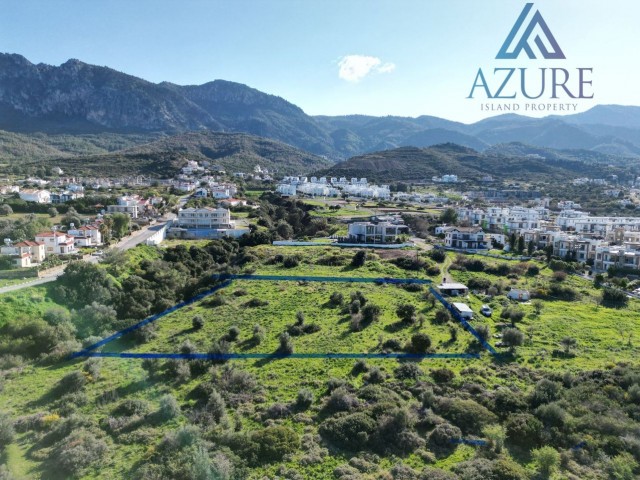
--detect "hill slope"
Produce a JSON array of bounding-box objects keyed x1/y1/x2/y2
[
  {"x1": 28, "y1": 131, "x2": 332, "y2": 177},
  {"x1": 317, "y1": 144, "x2": 632, "y2": 183}
]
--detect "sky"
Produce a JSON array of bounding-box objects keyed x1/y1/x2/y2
[{"x1": 1, "y1": 0, "x2": 638, "y2": 123}]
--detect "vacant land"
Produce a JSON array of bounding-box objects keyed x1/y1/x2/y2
[{"x1": 0, "y1": 244, "x2": 638, "y2": 479}]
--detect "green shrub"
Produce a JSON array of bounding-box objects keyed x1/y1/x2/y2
[
  {"x1": 320, "y1": 412, "x2": 376, "y2": 450},
  {"x1": 250, "y1": 426, "x2": 299, "y2": 463},
  {"x1": 0, "y1": 412, "x2": 14, "y2": 451}
]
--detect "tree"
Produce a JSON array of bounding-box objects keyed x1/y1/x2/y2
[
  {"x1": 0, "y1": 412, "x2": 15, "y2": 451},
  {"x1": 351, "y1": 250, "x2": 367, "y2": 268},
  {"x1": 48, "y1": 207, "x2": 59, "y2": 217},
  {"x1": 509, "y1": 233, "x2": 517, "y2": 251},
  {"x1": 295, "y1": 311, "x2": 305, "y2": 326},
  {"x1": 502, "y1": 328, "x2": 524, "y2": 353},
  {"x1": 361, "y1": 304, "x2": 381, "y2": 324},
  {"x1": 0, "y1": 205, "x2": 12, "y2": 216},
  {"x1": 439, "y1": 208, "x2": 458, "y2": 225},
  {"x1": 278, "y1": 332, "x2": 294, "y2": 354},
  {"x1": 252, "y1": 324, "x2": 265, "y2": 345},
  {"x1": 532, "y1": 300, "x2": 544, "y2": 315},
  {"x1": 110, "y1": 213, "x2": 130, "y2": 238},
  {"x1": 527, "y1": 240, "x2": 535, "y2": 256},
  {"x1": 560, "y1": 336, "x2": 577, "y2": 355},
  {"x1": 476, "y1": 324, "x2": 490, "y2": 342},
  {"x1": 72, "y1": 302, "x2": 118, "y2": 338},
  {"x1": 517, "y1": 236, "x2": 525, "y2": 254},
  {"x1": 532, "y1": 446, "x2": 560, "y2": 477},
  {"x1": 483, "y1": 424, "x2": 506, "y2": 453},
  {"x1": 396, "y1": 303, "x2": 417, "y2": 324},
  {"x1": 410, "y1": 333, "x2": 432, "y2": 353},
  {"x1": 544, "y1": 245, "x2": 554, "y2": 262}
]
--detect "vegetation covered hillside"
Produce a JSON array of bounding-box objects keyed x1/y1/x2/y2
[
  {"x1": 0, "y1": 232, "x2": 639, "y2": 479},
  {"x1": 8, "y1": 131, "x2": 333, "y2": 177},
  {"x1": 316, "y1": 144, "x2": 636, "y2": 184}
]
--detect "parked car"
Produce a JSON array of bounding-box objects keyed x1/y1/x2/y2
[
  {"x1": 480, "y1": 305, "x2": 493, "y2": 317},
  {"x1": 92, "y1": 250, "x2": 104, "y2": 256}
]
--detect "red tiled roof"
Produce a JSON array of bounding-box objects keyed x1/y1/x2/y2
[
  {"x1": 36, "y1": 231, "x2": 66, "y2": 237},
  {"x1": 14, "y1": 241, "x2": 43, "y2": 247}
]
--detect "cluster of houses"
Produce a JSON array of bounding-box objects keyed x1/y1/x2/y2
[
  {"x1": 1, "y1": 224, "x2": 104, "y2": 268},
  {"x1": 276, "y1": 176, "x2": 391, "y2": 200},
  {"x1": 106, "y1": 195, "x2": 164, "y2": 219},
  {"x1": 441, "y1": 205, "x2": 640, "y2": 272}
]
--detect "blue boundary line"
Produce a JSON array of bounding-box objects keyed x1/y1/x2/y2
[
  {"x1": 450, "y1": 438, "x2": 488, "y2": 446},
  {"x1": 69, "y1": 274, "x2": 489, "y2": 362},
  {"x1": 74, "y1": 352, "x2": 480, "y2": 360},
  {"x1": 212, "y1": 274, "x2": 433, "y2": 285}
]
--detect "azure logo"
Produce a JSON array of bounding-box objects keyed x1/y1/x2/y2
[{"x1": 496, "y1": 3, "x2": 565, "y2": 60}]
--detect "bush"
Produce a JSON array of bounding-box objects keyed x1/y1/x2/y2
[
  {"x1": 502, "y1": 328, "x2": 524, "y2": 351},
  {"x1": 532, "y1": 446, "x2": 560, "y2": 476},
  {"x1": 329, "y1": 292, "x2": 344, "y2": 306},
  {"x1": 429, "y1": 249, "x2": 446, "y2": 263},
  {"x1": 409, "y1": 333, "x2": 432, "y2": 353},
  {"x1": 50, "y1": 429, "x2": 108, "y2": 476},
  {"x1": 362, "y1": 304, "x2": 381, "y2": 324},
  {"x1": 602, "y1": 287, "x2": 628, "y2": 307},
  {"x1": 326, "y1": 388, "x2": 359, "y2": 412},
  {"x1": 437, "y1": 398, "x2": 497, "y2": 434},
  {"x1": 56, "y1": 371, "x2": 87, "y2": 394},
  {"x1": 278, "y1": 332, "x2": 294, "y2": 354},
  {"x1": 0, "y1": 412, "x2": 14, "y2": 451},
  {"x1": 295, "y1": 389, "x2": 314, "y2": 410},
  {"x1": 431, "y1": 368, "x2": 455, "y2": 383},
  {"x1": 244, "y1": 298, "x2": 269, "y2": 308},
  {"x1": 428, "y1": 422, "x2": 462, "y2": 446},
  {"x1": 252, "y1": 324, "x2": 265, "y2": 345},
  {"x1": 396, "y1": 303, "x2": 417, "y2": 324},
  {"x1": 250, "y1": 426, "x2": 299, "y2": 463},
  {"x1": 394, "y1": 363, "x2": 422, "y2": 380},
  {"x1": 158, "y1": 394, "x2": 180, "y2": 421},
  {"x1": 366, "y1": 367, "x2": 385, "y2": 384},
  {"x1": 226, "y1": 325, "x2": 241, "y2": 341},
  {"x1": 320, "y1": 412, "x2": 376, "y2": 450},
  {"x1": 351, "y1": 250, "x2": 367, "y2": 268},
  {"x1": 505, "y1": 413, "x2": 543, "y2": 447},
  {"x1": 115, "y1": 399, "x2": 151, "y2": 417},
  {"x1": 283, "y1": 256, "x2": 300, "y2": 268},
  {"x1": 434, "y1": 309, "x2": 451, "y2": 325},
  {"x1": 192, "y1": 315, "x2": 204, "y2": 330}
]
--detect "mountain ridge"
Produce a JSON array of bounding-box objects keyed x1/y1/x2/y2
[{"x1": 2, "y1": 53, "x2": 640, "y2": 162}]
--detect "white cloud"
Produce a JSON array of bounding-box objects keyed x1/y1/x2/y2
[{"x1": 337, "y1": 55, "x2": 396, "y2": 82}]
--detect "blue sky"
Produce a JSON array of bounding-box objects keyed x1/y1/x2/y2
[{"x1": 1, "y1": 0, "x2": 638, "y2": 122}]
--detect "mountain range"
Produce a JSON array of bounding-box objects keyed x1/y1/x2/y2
[{"x1": 1, "y1": 53, "x2": 640, "y2": 168}]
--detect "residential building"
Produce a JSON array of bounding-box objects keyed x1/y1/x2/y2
[
  {"x1": 35, "y1": 231, "x2": 76, "y2": 255},
  {"x1": 67, "y1": 225, "x2": 102, "y2": 247},
  {"x1": 177, "y1": 207, "x2": 232, "y2": 229},
  {"x1": 0, "y1": 240, "x2": 46, "y2": 267},
  {"x1": 444, "y1": 227, "x2": 488, "y2": 250},
  {"x1": 19, "y1": 189, "x2": 50, "y2": 204},
  {"x1": 107, "y1": 196, "x2": 140, "y2": 218},
  {"x1": 594, "y1": 245, "x2": 640, "y2": 272},
  {"x1": 346, "y1": 222, "x2": 409, "y2": 244}
]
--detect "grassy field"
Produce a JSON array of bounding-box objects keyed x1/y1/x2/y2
[{"x1": 0, "y1": 245, "x2": 639, "y2": 478}]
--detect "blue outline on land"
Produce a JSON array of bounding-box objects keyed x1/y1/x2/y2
[{"x1": 69, "y1": 274, "x2": 498, "y2": 361}]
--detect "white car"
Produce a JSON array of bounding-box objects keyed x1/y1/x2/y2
[
  {"x1": 91, "y1": 250, "x2": 104, "y2": 257},
  {"x1": 480, "y1": 305, "x2": 493, "y2": 317}
]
